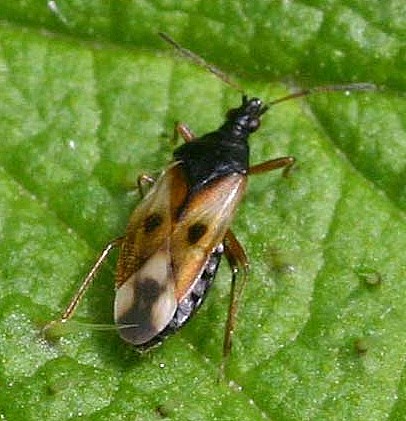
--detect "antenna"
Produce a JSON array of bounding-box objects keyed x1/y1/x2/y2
[
  {"x1": 263, "y1": 83, "x2": 376, "y2": 111},
  {"x1": 158, "y1": 32, "x2": 244, "y2": 93},
  {"x1": 159, "y1": 32, "x2": 376, "y2": 106}
]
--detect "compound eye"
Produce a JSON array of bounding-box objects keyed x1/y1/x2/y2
[{"x1": 248, "y1": 118, "x2": 260, "y2": 132}]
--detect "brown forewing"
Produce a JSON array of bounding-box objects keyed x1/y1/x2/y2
[
  {"x1": 115, "y1": 163, "x2": 188, "y2": 288},
  {"x1": 116, "y1": 162, "x2": 247, "y2": 304},
  {"x1": 171, "y1": 173, "x2": 247, "y2": 300}
]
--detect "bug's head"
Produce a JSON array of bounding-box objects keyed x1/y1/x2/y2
[{"x1": 225, "y1": 95, "x2": 269, "y2": 138}]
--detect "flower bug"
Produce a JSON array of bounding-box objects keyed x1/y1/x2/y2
[{"x1": 45, "y1": 33, "x2": 375, "y2": 373}]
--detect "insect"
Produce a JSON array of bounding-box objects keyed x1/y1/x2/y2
[{"x1": 45, "y1": 33, "x2": 374, "y2": 371}]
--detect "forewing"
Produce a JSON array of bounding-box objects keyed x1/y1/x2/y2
[
  {"x1": 114, "y1": 246, "x2": 177, "y2": 345},
  {"x1": 115, "y1": 163, "x2": 187, "y2": 287},
  {"x1": 114, "y1": 164, "x2": 246, "y2": 345},
  {"x1": 171, "y1": 173, "x2": 247, "y2": 300},
  {"x1": 114, "y1": 163, "x2": 188, "y2": 344}
]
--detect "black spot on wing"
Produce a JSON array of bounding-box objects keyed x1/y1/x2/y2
[
  {"x1": 144, "y1": 213, "x2": 163, "y2": 233},
  {"x1": 117, "y1": 277, "x2": 166, "y2": 344},
  {"x1": 187, "y1": 223, "x2": 207, "y2": 244},
  {"x1": 135, "y1": 244, "x2": 224, "y2": 350},
  {"x1": 135, "y1": 277, "x2": 165, "y2": 307}
]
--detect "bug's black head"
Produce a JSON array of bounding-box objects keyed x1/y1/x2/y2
[{"x1": 224, "y1": 95, "x2": 269, "y2": 139}]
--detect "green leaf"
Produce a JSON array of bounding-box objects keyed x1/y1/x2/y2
[{"x1": 0, "y1": 2, "x2": 405, "y2": 420}]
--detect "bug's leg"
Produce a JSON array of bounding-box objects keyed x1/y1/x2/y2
[
  {"x1": 43, "y1": 237, "x2": 124, "y2": 335},
  {"x1": 220, "y1": 229, "x2": 249, "y2": 377},
  {"x1": 173, "y1": 122, "x2": 196, "y2": 143},
  {"x1": 248, "y1": 156, "x2": 296, "y2": 177},
  {"x1": 137, "y1": 174, "x2": 156, "y2": 198}
]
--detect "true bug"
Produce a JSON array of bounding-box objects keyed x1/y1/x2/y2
[{"x1": 45, "y1": 33, "x2": 374, "y2": 370}]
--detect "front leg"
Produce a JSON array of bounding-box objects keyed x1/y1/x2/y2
[
  {"x1": 248, "y1": 156, "x2": 296, "y2": 177},
  {"x1": 137, "y1": 173, "x2": 156, "y2": 198},
  {"x1": 173, "y1": 122, "x2": 196, "y2": 143}
]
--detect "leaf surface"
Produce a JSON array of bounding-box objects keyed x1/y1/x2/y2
[{"x1": 0, "y1": 1, "x2": 405, "y2": 420}]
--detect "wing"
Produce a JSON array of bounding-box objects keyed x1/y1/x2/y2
[
  {"x1": 114, "y1": 163, "x2": 188, "y2": 345},
  {"x1": 115, "y1": 163, "x2": 188, "y2": 287},
  {"x1": 114, "y1": 162, "x2": 247, "y2": 345},
  {"x1": 171, "y1": 172, "x2": 247, "y2": 301}
]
